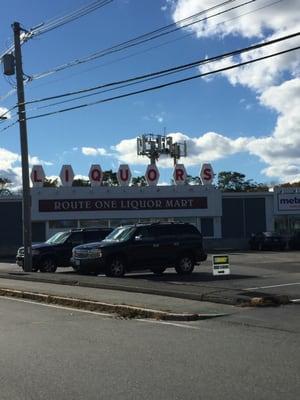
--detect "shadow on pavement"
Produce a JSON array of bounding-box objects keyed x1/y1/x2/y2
[{"x1": 126, "y1": 272, "x2": 258, "y2": 283}]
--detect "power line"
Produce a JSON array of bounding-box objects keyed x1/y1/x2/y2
[
  {"x1": 30, "y1": 0, "x2": 255, "y2": 81},
  {"x1": 0, "y1": 0, "x2": 113, "y2": 59},
  {"x1": 30, "y1": 0, "x2": 113, "y2": 37},
  {"x1": 0, "y1": 119, "x2": 18, "y2": 133},
  {"x1": 24, "y1": 45, "x2": 300, "y2": 122},
  {"x1": 0, "y1": 0, "x2": 281, "y2": 104},
  {"x1": 23, "y1": 31, "x2": 300, "y2": 107},
  {"x1": 22, "y1": 0, "x2": 282, "y2": 95}
]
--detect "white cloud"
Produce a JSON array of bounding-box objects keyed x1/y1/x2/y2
[
  {"x1": 0, "y1": 107, "x2": 11, "y2": 119},
  {"x1": 113, "y1": 132, "x2": 251, "y2": 168},
  {"x1": 81, "y1": 147, "x2": 109, "y2": 156},
  {"x1": 113, "y1": 78, "x2": 300, "y2": 182},
  {"x1": 167, "y1": 0, "x2": 300, "y2": 182},
  {"x1": 173, "y1": 0, "x2": 299, "y2": 39},
  {"x1": 0, "y1": 148, "x2": 53, "y2": 187},
  {"x1": 29, "y1": 156, "x2": 53, "y2": 166}
]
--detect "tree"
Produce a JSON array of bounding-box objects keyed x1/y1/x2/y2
[
  {"x1": 277, "y1": 181, "x2": 300, "y2": 188},
  {"x1": 0, "y1": 177, "x2": 11, "y2": 189},
  {"x1": 43, "y1": 178, "x2": 59, "y2": 187},
  {"x1": 217, "y1": 171, "x2": 269, "y2": 192},
  {"x1": 0, "y1": 177, "x2": 12, "y2": 196},
  {"x1": 72, "y1": 178, "x2": 90, "y2": 187},
  {"x1": 186, "y1": 175, "x2": 201, "y2": 185},
  {"x1": 131, "y1": 176, "x2": 147, "y2": 186},
  {"x1": 102, "y1": 170, "x2": 118, "y2": 186}
]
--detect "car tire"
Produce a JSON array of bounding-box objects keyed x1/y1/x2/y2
[
  {"x1": 258, "y1": 243, "x2": 263, "y2": 251},
  {"x1": 150, "y1": 267, "x2": 166, "y2": 276},
  {"x1": 39, "y1": 257, "x2": 57, "y2": 273},
  {"x1": 175, "y1": 255, "x2": 194, "y2": 275},
  {"x1": 105, "y1": 257, "x2": 126, "y2": 278}
]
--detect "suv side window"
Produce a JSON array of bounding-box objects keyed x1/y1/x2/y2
[
  {"x1": 179, "y1": 224, "x2": 202, "y2": 239},
  {"x1": 84, "y1": 230, "x2": 111, "y2": 243},
  {"x1": 135, "y1": 227, "x2": 155, "y2": 241},
  {"x1": 67, "y1": 232, "x2": 84, "y2": 246},
  {"x1": 150, "y1": 225, "x2": 178, "y2": 240}
]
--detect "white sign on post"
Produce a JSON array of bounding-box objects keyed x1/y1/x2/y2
[
  {"x1": 117, "y1": 164, "x2": 132, "y2": 186},
  {"x1": 200, "y1": 163, "x2": 214, "y2": 185},
  {"x1": 173, "y1": 164, "x2": 187, "y2": 185},
  {"x1": 89, "y1": 164, "x2": 103, "y2": 186},
  {"x1": 212, "y1": 255, "x2": 230, "y2": 276},
  {"x1": 30, "y1": 165, "x2": 45, "y2": 187},
  {"x1": 59, "y1": 165, "x2": 74, "y2": 187},
  {"x1": 145, "y1": 164, "x2": 160, "y2": 186}
]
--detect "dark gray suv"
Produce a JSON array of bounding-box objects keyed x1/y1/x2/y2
[
  {"x1": 71, "y1": 222, "x2": 207, "y2": 277},
  {"x1": 16, "y1": 227, "x2": 112, "y2": 272}
]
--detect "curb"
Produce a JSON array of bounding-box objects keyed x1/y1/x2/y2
[{"x1": 0, "y1": 288, "x2": 226, "y2": 321}]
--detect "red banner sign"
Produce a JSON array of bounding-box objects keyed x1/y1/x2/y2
[{"x1": 39, "y1": 197, "x2": 208, "y2": 212}]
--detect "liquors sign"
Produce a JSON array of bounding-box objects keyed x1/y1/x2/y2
[{"x1": 31, "y1": 163, "x2": 214, "y2": 187}]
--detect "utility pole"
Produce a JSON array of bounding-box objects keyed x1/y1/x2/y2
[{"x1": 13, "y1": 22, "x2": 32, "y2": 272}]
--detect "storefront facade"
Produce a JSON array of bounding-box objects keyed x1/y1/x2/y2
[{"x1": 31, "y1": 185, "x2": 222, "y2": 239}]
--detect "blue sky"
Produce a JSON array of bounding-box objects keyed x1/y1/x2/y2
[{"x1": 0, "y1": 0, "x2": 299, "y2": 188}]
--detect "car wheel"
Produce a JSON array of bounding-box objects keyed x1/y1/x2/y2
[
  {"x1": 258, "y1": 242, "x2": 263, "y2": 251},
  {"x1": 39, "y1": 258, "x2": 57, "y2": 273},
  {"x1": 175, "y1": 255, "x2": 194, "y2": 275},
  {"x1": 150, "y1": 267, "x2": 166, "y2": 276},
  {"x1": 105, "y1": 257, "x2": 126, "y2": 277}
]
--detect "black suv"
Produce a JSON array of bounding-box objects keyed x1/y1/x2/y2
[
  {"x1": 249, "y1": 231, "x2": 286, "y2": 251},
  {"x1": 16, "y1": 227, "x2": 112, "y2": 273},
  {"x1": 71, "y1": 223, "x2": 207, "y2": 277}
]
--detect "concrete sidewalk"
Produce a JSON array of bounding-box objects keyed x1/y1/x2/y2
[{"x1": 0, "y1": 277, "x2": 240, "y2": 320}]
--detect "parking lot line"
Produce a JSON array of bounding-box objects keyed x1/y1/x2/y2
[{"x1": 244, "y1": 283, "x2": 300, "y2": 291}]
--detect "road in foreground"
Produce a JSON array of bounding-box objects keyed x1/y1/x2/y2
[{"x1": 0, "y1": 297, "x2": 299, "y2": 400}]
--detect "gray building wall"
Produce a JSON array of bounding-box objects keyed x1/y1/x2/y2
[{"x1": 0, "y1": 198, "x2": 46, "y2": 256}]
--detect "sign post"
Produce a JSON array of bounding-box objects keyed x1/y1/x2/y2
[{"x1": 212, "y1": 255, "x2": 230, "y2": 276}]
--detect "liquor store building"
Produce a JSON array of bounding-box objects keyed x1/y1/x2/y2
[{"x1": 0, "y1": 184, "x2": 280, "y2": 256}]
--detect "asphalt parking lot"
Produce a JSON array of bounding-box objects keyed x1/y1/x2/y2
[{"x1": 1, "y1": 250, "x2": 299, "y2": 302}]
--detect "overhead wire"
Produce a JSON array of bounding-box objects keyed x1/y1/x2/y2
[
  {"x1": 22, "y1": 31, "x2": 300, "y2": 107},
  {"x1": 25, "y1": 0, "x2": 283, "y2": 93},
  {"x1": 22, "y1": 45, "x2": 299, "y2": 122},
  {"x1": 31, "y1": 0, "x2": 256, "y2": 80},
  {"x1": 29, "y1": 0, "x2": 113, "y2": 37}
]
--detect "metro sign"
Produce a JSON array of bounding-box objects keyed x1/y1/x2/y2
[
  {"x1": 173, "y1": 164, "x2": 187, "y2": 185},
  {"x1": 89, "y1": 164, "x2": 103, "y2": 186},
  {"x1": 117, "y1": 164, "x2": 132, "y2": 186},
  {"x1": 145, "y1": 164, "x2": 159, "y2": 186},
  {"x1": 31, "y1": 165, "x2": 45, "y2": 187},
  {"x1": 200, "y1": 163, "x2": 214, "y2": 185},
  {"x1": 59, "y1": 165, "x2": 74, "y2": 187}
]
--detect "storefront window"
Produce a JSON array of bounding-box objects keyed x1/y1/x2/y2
[
  {"x1": 79, "y1": 220, "x2": 109, "y2": 228},
  {"x1": 49, "y1": 220, "x2": 77, "y2": 229},
  {"x1": 172, "y1": 217, "x2": 197, "y2": 226},
  {"x1": 201, "y1": 218, "x2": 214, "y2": 237},
  {"x1": 109, "y1": 219, "x2": 138, "y2": 227}
]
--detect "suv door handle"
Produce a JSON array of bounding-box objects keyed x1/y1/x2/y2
[
  {"x1": 153, "y1": 244, "x2": 159, "y2": 248},
  {"x1": 173, "y1": 242, "x2": 179, "y2": 246}
]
